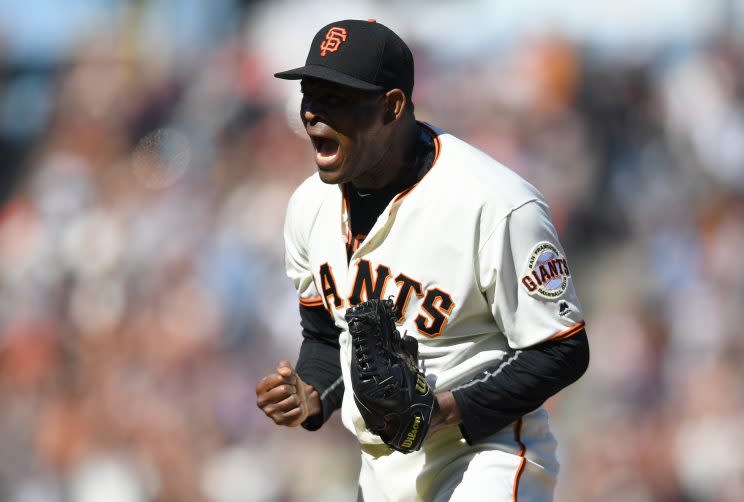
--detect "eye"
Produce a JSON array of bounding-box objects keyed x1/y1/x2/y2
[{"x1": 325, "y1": 95, "x2": 347, "y2": 106}]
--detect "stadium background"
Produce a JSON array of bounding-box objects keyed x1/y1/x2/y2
[{"x1": 1, "y1": 1, "x2": 743, "y2": 500}]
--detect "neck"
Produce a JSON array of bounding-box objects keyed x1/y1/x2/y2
[{"x1": 352, "y1": 118, "x2": 420, "y2": 190}]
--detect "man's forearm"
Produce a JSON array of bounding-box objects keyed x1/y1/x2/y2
[
  {"x1": 451, "y1": 330, "x2": 589, "y2": 444},
  {"x1": 295, "y1": 303, "x2": 344, "y2": 430}
]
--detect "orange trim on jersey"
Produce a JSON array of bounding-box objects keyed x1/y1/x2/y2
[
  {"x1": 347, "y1": 259, "x2": 392, "y2": 305},
  {"x1": 414, "y1": 287, "x2": 455, "y2": 338},
  {"x1": 393, "y1": 272, "x2": 424, "y2": 323},
  {"x1": 341, "y1": 185, "x2": 352, "y2": 247},
  {"x1": 428, "y1": 122, "x2": 441, "y2": 162},
  {"x1": 390, "y1": 122, "x2": 442, "y2": 207},
  {"x1": 299, "y1": 296, "x2": 324, "y2": 308},
  {"x1": 547, "y1": 321, "x2": 585, "y2": 342},
  {"x1": 512, "y1": 418, "x2": 527, "y2": 502},
  {"x1": 351, "y1": 233, "x2": 366, "y2": 252}
]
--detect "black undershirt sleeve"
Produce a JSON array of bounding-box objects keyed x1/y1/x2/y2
[
  {"x1": 452, "y1": 329, "x2": 590, "y2": 444},
  {"x1": 295, "y1": 303, "x2": 344, "y2": 431}
]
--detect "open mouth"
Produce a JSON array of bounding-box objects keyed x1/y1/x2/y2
[
  {"x1": 310, "y1": 136, "x2": 341, "y2": 168},
  {"x1": 312, "y1": 137, "x2": 339, "y2": 157}
]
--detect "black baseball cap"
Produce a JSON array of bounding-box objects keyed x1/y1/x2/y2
[{"x1": 274, "y1": 19, "x2": 414, "y2": 98}]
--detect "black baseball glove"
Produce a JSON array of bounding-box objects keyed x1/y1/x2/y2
[{"x1": 345, "y1": 298, "x2": 435, "y2": 453}]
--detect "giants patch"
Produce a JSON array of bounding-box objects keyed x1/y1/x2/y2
[{"x1": 521, "y1": 242, "x2": 571, "y2": 299}]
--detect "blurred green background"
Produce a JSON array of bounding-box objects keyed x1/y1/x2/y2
[{"x1": 1, "y1": 1, "x2": 743, "y2": 501}]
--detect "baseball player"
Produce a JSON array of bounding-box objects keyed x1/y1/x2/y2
[{"x1": 255, "y1": 19, "x2": 590, "y2": 501}]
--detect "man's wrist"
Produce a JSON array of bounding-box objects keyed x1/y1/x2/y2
[
  {"x1": 302, "y1": 382, "x2": 322, "y2": 418},
  {"x1": 428, "y1": 391, "x2": 461, "y2": 436}
]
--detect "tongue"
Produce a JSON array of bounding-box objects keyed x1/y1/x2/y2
[{"x1": 318, "y1": 138, "x2": 339, "y2": 157}]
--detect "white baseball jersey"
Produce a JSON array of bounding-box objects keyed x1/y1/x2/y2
[{"x1": 284, "y1": 124, "x2": 584, "y2": 501}]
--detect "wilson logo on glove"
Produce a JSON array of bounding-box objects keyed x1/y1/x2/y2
[{"x1": 401, "y1": 413, "x2": 423, "y2": 449}]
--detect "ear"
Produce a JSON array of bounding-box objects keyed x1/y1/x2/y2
[{"x1": 383, "y1": 88, "x2": 407, "y2": 124}]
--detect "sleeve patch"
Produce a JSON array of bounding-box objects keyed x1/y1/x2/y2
[{"x1": 520, "y1": 242, "x2": 571, "y2": 299}]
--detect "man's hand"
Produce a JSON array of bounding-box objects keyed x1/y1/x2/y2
[{"x1": 256, "y1": 361, "x2": 321, "y2": 427}]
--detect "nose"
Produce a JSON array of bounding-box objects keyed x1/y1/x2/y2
[
  {"x1": 303, "y1": 107, "x2": 319, "y2": 126},
  {"x1": 301, "y1": 96, "x2": 324, "y2": 126}
]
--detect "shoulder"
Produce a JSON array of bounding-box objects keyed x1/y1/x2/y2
[
  {"x1": 286, "y1": 173, "x2": 335, "y2": 219},
  {"x1": 422, "y1": 124, "x2": 547, "y2": 224},
  {"x1": 288, "y1": 172, "x2": 332, "y2": 206},
  {"x1": 284, "y1": 173, "x2": 337, "y2": 241}
]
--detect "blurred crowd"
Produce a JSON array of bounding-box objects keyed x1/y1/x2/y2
[{"x1": 1, "y1": 1, "x2": 743, "y2": 501}]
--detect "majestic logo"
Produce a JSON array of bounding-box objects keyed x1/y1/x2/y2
[
  {"x1": 521, "y1": 242, "x2": 571, "y2": 299},
  {"x1": 401, "y1": 414, "x2": 422, "y2": 449},
  {"x1": 559, "y1": 301, "x2": 571, "y2": 317},
  {"x1": 320, "y1": 27, "x2": 348, "y2": 56}
]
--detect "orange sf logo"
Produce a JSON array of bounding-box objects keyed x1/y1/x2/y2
[{"x1": 320, "y1": 27, "x2": 347, "y2": 56}]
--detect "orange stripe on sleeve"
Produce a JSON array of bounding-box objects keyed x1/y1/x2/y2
[
  {"x1": 512, "y1": 418, "x2": 527, "y2": 502},
  {"x1": 547, "y1": 321, "x2": 585, "y2": 342},
  {"x1": 299, "y1": 296, "x2": 324, "y2": 308}
]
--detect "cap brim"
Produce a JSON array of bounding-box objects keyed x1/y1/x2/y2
[{"x1": 274, "y1": 64, "x2": 385, "y2": 92}]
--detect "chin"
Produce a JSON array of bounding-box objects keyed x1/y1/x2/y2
[{"x1": 317, "y1": 168, "x2": 346, "y2": 185}]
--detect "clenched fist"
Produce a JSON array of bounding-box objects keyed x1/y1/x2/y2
[{"x1": 255, "y1": 361, "x2": 321, "y2": 427}]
